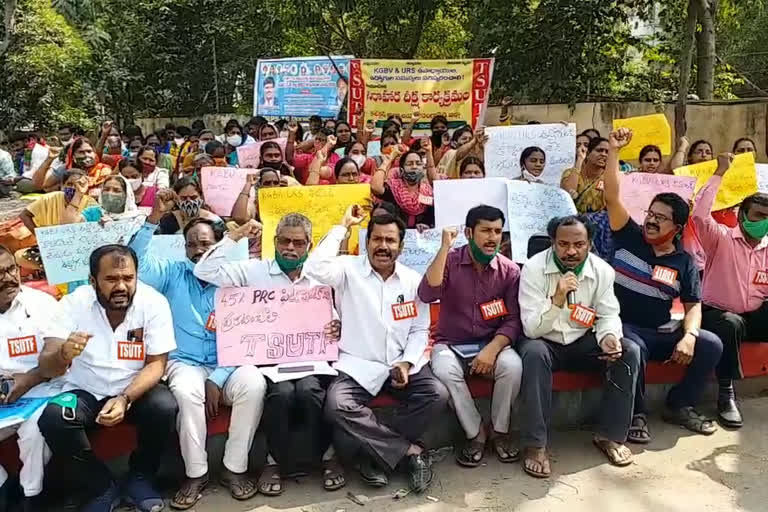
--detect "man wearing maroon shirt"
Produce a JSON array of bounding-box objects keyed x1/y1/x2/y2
[{"x1": 418, "y1": 205, "x2": 523, "y2": 468}]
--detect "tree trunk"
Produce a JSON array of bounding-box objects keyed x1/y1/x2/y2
[
  {"x1": 0, "y1": 0, "x2": 17, "y2": 57},
  {"x1": 695, "y1": 0, "x2": 716, "y2": 100},
  {"x1": 675, "y1": 0, "x2": 698, "y2": 138}
]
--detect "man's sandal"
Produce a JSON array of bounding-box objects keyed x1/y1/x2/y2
[
  {"x1": 522, "y1": 446, "x2": 551, "y2": 478},
  {"x1": 170, "y1": 474, "x2": 208, "y2": 510},
  {"x1": 257, "y1": 465, "x2": 284, "y2": 496},
  {"x1": 220, "y1": 468, "x2": 258, "y2": 501},
  {"x1": 322, "y1": 458, "x2": 346, "y2": 491},
  {"x1": 490, "y1": 435, "x2": 520, "y2": 463},
  {"x1": 663, "y1": 406, "x2": 717, "y2": 435},
  {"x1": 593, "y1": 438, "x2": 633, "y2": 467},
  {"x1": 456, "y1": 438, "x2": 485, "y2": 467},
  {"x1": 627, "y1": 413, "x2": 651, "y2": 444}
]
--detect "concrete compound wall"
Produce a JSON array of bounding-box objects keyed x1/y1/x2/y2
[{"x1": 135, "y1": 100, "x2": 768, "y2": 163}]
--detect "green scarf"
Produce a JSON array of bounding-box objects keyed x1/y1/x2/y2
[
  {"x1": 552, "y1": 252, "x2": 587, "y2": 275},
  {"x1": 469, "y1": 239, "x2": 500, "y2": 266},
  {"x1": 275, "y1": 250, "x2": 307, "y2": 273}
]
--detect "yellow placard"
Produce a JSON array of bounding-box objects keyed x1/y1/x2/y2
[
  {"x1": 347, "y1": 59, "x2": 494, "y2": 128},
  {"x1": 674, "y1": 152, "x2": 757, "y2": 211},
  {"x1": 259, "y1": 184, "x2": 371, "y2": 256},
  {"x1": 613, "y1": 114, "x2": 672, "y2": 161}
]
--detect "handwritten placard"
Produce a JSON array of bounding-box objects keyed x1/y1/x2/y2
[
  {"x1": 674, "y1": 152, "x2": 757, "y2": 211},
  {"x1": 434, "y1": 178, "x2": 509, "y2": 230},
  {"x1": 756, "y1": 164, "x2": 768, "y2": 193},
  {"x1": 620, "y1": 173, "x2": 697, "y2": 224},
  {"x1": 505, "y1": 181, "x2": 577, "y2": 262},
  {"x1": 146, "y1": 235, "x2": 249, "y2": 262},
  {"x1": 613, "y1": 114, "x2": 672, "y2": 161},
  {"x1": 359, "y1": 228, "x2": 468, "y2": 275},
  {"x1": 258, "y1": 184, "x2": 370, "y2": 256},
  {"x1": 236, "y1": 137, "x2": 288, "y2": 168},
  {"x1": 37, "y1": 220, "x2": 143, "y2": 285},
  {"x1": 484, "y1": 124, "x2": 576, "y2": 185},
  {"x1": 201, "y1": 166, "x2": 254, "y2": 217},
  {"x1": 215, "y1": 285, "x2": 336, "y2": 366}
]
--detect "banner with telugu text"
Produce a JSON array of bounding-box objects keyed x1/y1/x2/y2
[{"x1": 347, "y1": 59, "x2": 494, "y2": 129}]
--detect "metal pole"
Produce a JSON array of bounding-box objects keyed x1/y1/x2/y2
[{"x1": 212, "y1": 37, "x2": 220, "y2": 112}]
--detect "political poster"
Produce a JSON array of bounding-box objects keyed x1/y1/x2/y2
[
  {"x1": 36, "y1": 220, "x2": 143, "y2": 285},
  {"x1": 674, "y1": 152, "x2": 757, "y2": 211},
  {"x1": 215, "y1": 285, "x2": 336, "y2": 366},
  {"x1": 258, "y1": 184, "x2": 371, "y2": 256},
  {"x1": 612, "y1": 114, "x2": 673, "y2": 161},
  {"x1": 620, "y1": 173, "x2": 697, "y2": 224},
  {"x1": 359, "y1": 228, "x2": 468, "y2": 275},
  {"x1": 505, "y1": 181, "x2": 577, "y2": 263},
  {"x1": 484, "y1": 123, "x2": 577, "y2": 185},
  {"x1": 347, "y1": 59, "x2": 494, "y2": 129},
  {"x1": 200, "y1": 166, "x2": 255, "y2": 217},
  {"x1": 254, "y1": 56, "x2": 352, "y2": 120},
  {"x1": 434, "y1": 178, "x2": 509, "y2": 230}
]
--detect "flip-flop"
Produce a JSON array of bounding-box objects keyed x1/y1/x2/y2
[
  {"x1": 455, "y1": 438, "x2": 485, "y2": 467},
  {"x1": 592, "y1": 438, "x2": 633, "y2": 467},
  {"x1": 171, "y1": 474, "x2": 208, "y2": 510},
  {"x1": 322, "y1": 458, "x2": 346, "y2": 491},
  {"x1": 522, "y1": 446, "x2": 551, "y2": 478},
  {"x1": 257, "y1": 465, "x2": 283, "y2": 497},
  {"x1": 627, "y1": 414, "x2": 651, "y2": 444},
  {"x1": 490, "y1": 435, "x2": 520, "y2": 463},
  {"x1": 220, "y1": 469, "x2": 258, "y2": 501}
]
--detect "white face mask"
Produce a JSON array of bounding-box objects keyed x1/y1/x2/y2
[
  {"x1": 127, "y1": 178, "x2": 142, "y2": 191},
  {"x1": 350, "y1": 154, "x2": 366, "y2": 168},
  {"x1": 174, "y1": 137, "x2": 185, "y2": 147},
  {"x1": 522, "y1": 169, "x2": 543, "y2": 183},
  {"x1": 226, "y1": 134, "x2": 242, "y2": 147}
]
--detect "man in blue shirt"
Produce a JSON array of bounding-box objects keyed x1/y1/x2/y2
[{"x1": 129, "y1": 189, "x2": 267, "y2": 510}]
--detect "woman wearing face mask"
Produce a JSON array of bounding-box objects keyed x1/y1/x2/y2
[
  {"x1": 19, "y1": 169, "x2": 99, "y2": 234},
  {"x1": 371, "y1": 150, "x2": 435, "y2": 228},
  {"x1": 95, "y1": 121, "x2": 124, "y2": 168},
  {"x1": 517, "y1": 146, "x2": 546, "y2": 183},
  {"x1": 438, "y1": 125, "x2": 487, "y2": 179},
  {"x1": 64, "y1": 138, "x2": 113, "y2": 196},
  {"x1": 344, "y1": 141, "x2": 376, "y2": 176},
  {"x1": 98, "y1": 175, "x2": 144, "y2": 221},
  {"x1": 119, "y1": 158, "x2": 156, "y2": 208},
  {"x1": 259, "y1": 141, "x2": 296, "y2": 179},
  {"x1": 223, "y1": 122, "x2": 245, "y2": 166},
  {"x1": 137, "y1": 146, "x2": 170, "y2": 189},
  {"x1": 429, "y1": 115, "x2": 452, "y2": 165},
  {"x1": 158, "y1": 177, "x2": 222, "y2": 234}
]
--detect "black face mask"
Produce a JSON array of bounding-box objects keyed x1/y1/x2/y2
[
  {"x1": 431, "y1": 131, "x2": 445, "y2": 148},
  {"x1": 261, "y1": 160, "x2": 283, "y2": 172}
]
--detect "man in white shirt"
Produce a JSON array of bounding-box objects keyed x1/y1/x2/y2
[
  {"x1": 0, "y1": 246, "x2": 67, "y2": 511},
  {"x1": 194, "y1": 214, "x2": 344, "y2": 496},
  {"x1": 37, "y1": 245, "x2": 177, "y2": 512},
  {"x1": 517, "y1": 215, "x2": 640, "y2": 479},
  {"x1": 304, "y1": 207, "x2": 449, "y2": 494}
]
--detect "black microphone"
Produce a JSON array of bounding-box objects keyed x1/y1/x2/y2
[{"x1": 565, "y1": 267, "x2": 576, "y2": 307}]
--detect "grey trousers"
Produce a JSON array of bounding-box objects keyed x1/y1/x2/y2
[
  {"x1": 324, "y1": 367, "x2": 449, "y2": 470},
  {"x1": 517, "y1": 333, "x2": 640, "y2": 448},
  {"x1": 431, "y1": 344, "x2": 522, "y2": 438}
]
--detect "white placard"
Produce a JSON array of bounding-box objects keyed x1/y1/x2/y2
[
  {"x1": 434, "y1": 178, "x2": 509, "y2": 230},
  {"x1": 484, "y1": 123, "x2": 576, "y2": 185},
  {"x1": 506, "y1": 181, "x2": 577, "y2": 262},
  {"x1": 757, "y1": 164, "x2": 768, "y2": 193}
]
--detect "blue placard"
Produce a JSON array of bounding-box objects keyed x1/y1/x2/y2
[
  {"x1": 0, "y1": 397, "x2": 49, "y2": 430},
  {"x1": 254, "y1": 56, "x2": 352, "y2": 120}
]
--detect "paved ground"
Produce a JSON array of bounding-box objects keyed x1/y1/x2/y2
[{"x1": 145, "y1": 395, "x2": 768, "y2": 512}]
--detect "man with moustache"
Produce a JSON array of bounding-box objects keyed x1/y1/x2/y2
[
  {"x1": 128, "y1": 190, "x2": 267, "y2": 509},
  {"x1": 419, "y1": 205, "x2": 523, "y2": 468},
  {"x1": 602, "y1": 128, "x2": 722, "y2": 441},
  {"x1": 517, "y1": 215, "x2": 640, "y2": 478},
  {"x1": 37, "y1": 245, "x2": 177, "y2": 512},
  {"x1": 0, "y1": 246, "x2": 68, "y2": 511},
  {"x1": 305, "y1": 207, "x2": 449, "y2": 494}
]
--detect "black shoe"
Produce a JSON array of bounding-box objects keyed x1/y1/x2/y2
[
  {"x1": 407, "y1": 453, "x2": 433, "y2": 493},
  {"x1": 359, "y1": 459, "x2": 388, "y2": 488},
  {"x1": 19, "y1": 495, "x2": 45, "y2": 512},
  {"x1": 718, "y1": 396, "x2": 743, "y2": 428}
]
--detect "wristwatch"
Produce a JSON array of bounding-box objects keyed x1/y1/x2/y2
[{"x1": 686, "y1": 328, "x2": 699, "y2": 339}]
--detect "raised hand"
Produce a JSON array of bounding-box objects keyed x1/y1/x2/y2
[
  {"x1": 609, "y1": 128, "x2": 633, "y2": 150},
  {"x1": 47, "y1": 146, "x2": 63, "y2": 160},
  {"x1": 229, "y1": 219, "x2": 263, "y2": 242},
  {"x1": 341, "y1": 204, "x2": 365, "y2": 228},
  {"x1": 715, "y1": 153, "x2": 734, "y2": 176},
  {"x1": 441, "y1": 227, "x2": 458, "y2": 248},
  {"x1": 61, "y1": 332, "x2": 92, "y2": 362}
]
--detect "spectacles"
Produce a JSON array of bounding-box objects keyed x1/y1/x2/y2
[
  {"x1": 275, "y1": 237, "x2": 308, "y2": 249},
  {"x1": 644, "y1": 210, "x2": 671, "y2": 224}
]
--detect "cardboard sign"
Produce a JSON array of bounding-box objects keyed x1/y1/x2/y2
[
  {"x1": 215, "y1": 285, "x2": 336, "y2": 366},
  {"x1": 674, "y1": 152, "x2": 757, "y2": 211},
  {"x1": 612, "y1": 114, "x2": 672, "y2": 161},
  {"x1": 236, "y1": 138, "x2": 288, "y2": 169},
  {"x1": 620, "y1": 173, "x2": 697, "y2": 224},
  {"x1": 200, "y1": 166, "x2": 255, "y2": 217},
  {"x1": 484, "y1": 123, "x2": 577, "y2": 184},
  {"x1": 434, "y1": 178, "x2": 509, "y2": 230}
]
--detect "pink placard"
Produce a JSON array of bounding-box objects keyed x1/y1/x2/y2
[
  {"x1": 215, "y1": 285, "x2": 337, "y2": 366},
  {"x1": 620, "y1": 173, "x2": 697, "y2": 224},
  {"x1": 236, "y1": 137, "x2": 288, "y2": 168},
  {"x1": 200, "y1": 166, "x2": 253, "y2": 217}
]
